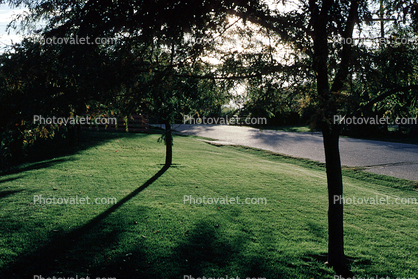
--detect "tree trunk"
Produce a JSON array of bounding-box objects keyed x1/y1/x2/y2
[
  {"x1": 310, "y1": 1, "x2": 353, "y2": 274},
  {"x1": 164, "y1": 120, "x2": 172, "y2": 167},
  {"x1": 322, "y1": 125, "x2": 351, "y2": 276}
]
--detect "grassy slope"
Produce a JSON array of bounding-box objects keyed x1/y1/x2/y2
[
  {"x1": 0, "y1": 131, "x2": 417, "y2": 279},
  {"x1": 260, "y1": 125, "x2": 313, "y2": 133}
]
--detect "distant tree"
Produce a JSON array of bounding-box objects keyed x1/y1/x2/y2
[
  {"x1": 3, "y1": 0, "x2": 255, "y2": 166},
  {"x1": 0, "y1": 34, "x2": 121, "y2": 164}
]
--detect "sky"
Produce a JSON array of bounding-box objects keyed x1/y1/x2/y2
[{"x1": 0, "y1": 3, "x2": 27, "y2": 51}]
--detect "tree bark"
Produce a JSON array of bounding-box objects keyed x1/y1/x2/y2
[
  {"x1": 164, "y1": 119, "x2": 172, "y2": 167},
  {"x1": 310, "y1": 1, "x2": 354, "y2": 274},
  {"x1": 322, "y1": 125, "x2": 351, "y2": 275}
]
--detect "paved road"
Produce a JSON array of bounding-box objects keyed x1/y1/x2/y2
[{"x1": 156, "y1": 124, "x2": 418, "y2": 181}]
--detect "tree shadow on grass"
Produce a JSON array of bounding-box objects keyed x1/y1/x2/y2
[
  {"x1": 0, "y1": 164, "x2": 169, "y2": 279},
  {"x1": 0, "y1": 189, "x2": 24, "y2": 199},
  {"x1": 0, "y1": 161, "x2": 336, "y2": 279},
  {"x1": 0, "y1": 175, "x2": 26, "y2": 184},
  {"x1": 93, "y1": 219, "x2": 337, "y2": 279},
  {"x1": 92, "y1": 218, "x2": 281, "y2": 279},
  {"x1": 1, "y1": 158, "x2": 76, "y2": 177}
]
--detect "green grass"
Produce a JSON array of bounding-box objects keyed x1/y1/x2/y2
[
  {"x1": 1, "y1": 130, "x2": 418, "y2": 279},
  {"x1": 260, "y1": 125, "x2": 314, "y2": 133}
]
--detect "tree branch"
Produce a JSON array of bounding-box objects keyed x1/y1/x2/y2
[
  {"x1": 360, "y1": 84, "x2": 418, "y2": 112},
  {"x1": 330, "y1": 0, "x2": 359, "y2": 94}
]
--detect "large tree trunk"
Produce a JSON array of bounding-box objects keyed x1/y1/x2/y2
[
  {"x1": 164, "y1": 119, "x2": 172, "y2": 167},
  {"x1": 322, "y1": 125, "x2": 351, "y2": 276}
]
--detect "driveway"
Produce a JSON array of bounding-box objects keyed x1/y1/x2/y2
[{"x1": 155, "y1": 124, "x2": 418, "y2": 181}]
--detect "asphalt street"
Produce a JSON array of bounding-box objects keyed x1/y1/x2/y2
[{"x1": 156, "y1": 124, "x2": 418, "y2": 181}]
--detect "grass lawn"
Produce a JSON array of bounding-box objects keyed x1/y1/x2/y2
[
  {"x1": 1, "y1": 130, "x2": 417, "y2": 279},
  {"x1": 260, "y1": 125, "x2": 314, "y2": 133}
]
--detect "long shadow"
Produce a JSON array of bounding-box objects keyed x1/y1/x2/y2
[
  {"x1": 1, "y1": 158, "x2": 75, "y2": 176},
  {"x1": 66, "y1": 164, "x2": 169, "y2": 239},
  {"x1": 0, "y1": 189, "x2": 24, "y2": 199},
  {"x1": 0, "y1": 175, "x2": 26, "y2": 184},
  {"x1": 0, "y1": 164, "x2": 169, "y2": 278},
  {"x1": 0, "y1": 175, "x2": 27, "y2": 203}
]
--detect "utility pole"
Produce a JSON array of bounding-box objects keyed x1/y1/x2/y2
[
  {"x1": 380, "y1": 0, "x2": 385, "y2": 40},
  {"x1": 369, "y1": 0, "x2": 396, "y2": 47}
]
